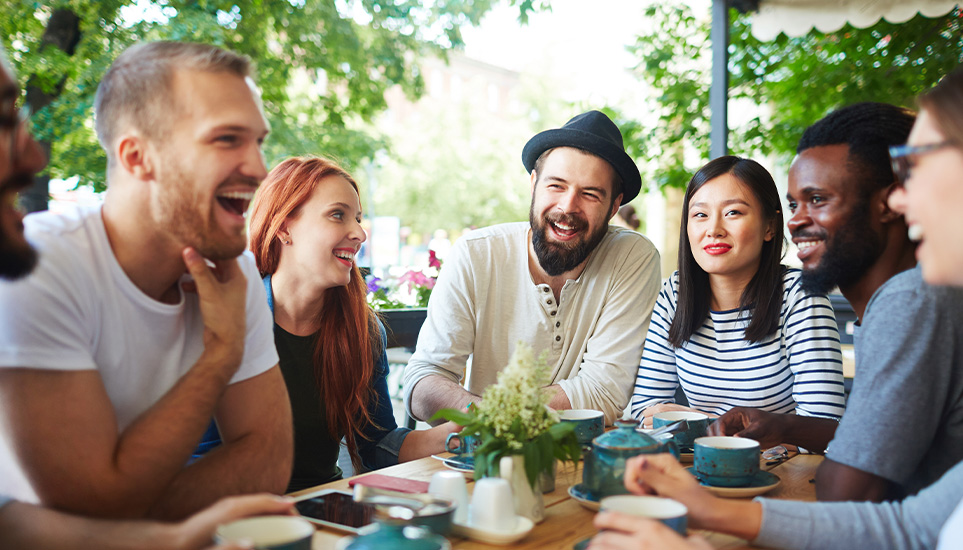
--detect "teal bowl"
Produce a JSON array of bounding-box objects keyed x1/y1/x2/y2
[
  {"x1": 559, "y1": 409, "x2": 605, "y2": 446},
  {"x1": 693, "y1": 436, "x2": 760, "y2": 487}
]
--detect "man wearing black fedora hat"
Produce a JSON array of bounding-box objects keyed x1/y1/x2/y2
[{"x1": 403, "y1": 110, "x2": 661, "y2": 425}]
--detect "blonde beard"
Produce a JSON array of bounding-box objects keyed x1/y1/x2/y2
[{"x1": 152, "y1": 155, "x2": 248, "y2": 261}]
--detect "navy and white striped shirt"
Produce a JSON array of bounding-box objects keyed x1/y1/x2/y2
[{"x1": 630, "y1": 268, "x2": 846, "y2": 420}]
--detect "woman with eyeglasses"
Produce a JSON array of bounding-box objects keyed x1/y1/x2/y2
[{"x1": 586, "y1": 69, "x2": 963, "y2": 550}]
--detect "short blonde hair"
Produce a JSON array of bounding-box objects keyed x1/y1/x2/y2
[{"x1": 94, "y1": 41, "x2": 251, "y2": 163}]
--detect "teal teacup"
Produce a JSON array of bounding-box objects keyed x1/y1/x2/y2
[
  {"x1": 693, "y1": 436, "x2": 760, "y2": 487},
  {"x1": 652, "y1": 411, "x2": 709, "y2": 449},
  {"x1": 559, "y1": 409, "x2": 605, "y2": 446},
  {"x1": 599, "y1": 495, "x2": 688, "y2": 535},
  {"x1": 215, "y1": 516, "x2": 314, "y2": 550},
  {"x1": 445, "y1": 432, "x2": 480, "y2": 457}
]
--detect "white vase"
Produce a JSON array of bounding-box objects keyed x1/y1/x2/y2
[{"x1": 498, "y1": 454, "x2": 546, "y2": 523}]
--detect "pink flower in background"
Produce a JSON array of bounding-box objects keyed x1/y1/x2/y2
[
  {"x1": 366, "y1": 249, "x2": 443, "y2": 309},
  {"x1": 399, "y1": 269, "x2": 435, "y2": 292}
]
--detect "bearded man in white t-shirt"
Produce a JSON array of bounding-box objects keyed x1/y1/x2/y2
[{"x1": 0, "y1": 41, "x2": 292, "y2": 520}]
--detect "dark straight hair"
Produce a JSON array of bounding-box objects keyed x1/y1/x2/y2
[{"x1": 667, "y1": 156, "x2": 786, "y2": 347}]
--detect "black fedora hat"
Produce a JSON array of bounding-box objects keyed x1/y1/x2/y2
[{"x1": 521, "y1": 110, "x2": 642, "y2": 204}]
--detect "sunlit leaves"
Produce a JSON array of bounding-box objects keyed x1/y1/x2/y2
[
  {"x1": 630, "y1": 3, "x2": 963, "y2": 191},
  {"x1": 1, "y1": 0, "x2": 541, "y2": 190}
]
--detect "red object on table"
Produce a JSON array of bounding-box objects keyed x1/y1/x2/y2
[{"x1": 347, "y1": 474, "x2": 430, "y2": 494}]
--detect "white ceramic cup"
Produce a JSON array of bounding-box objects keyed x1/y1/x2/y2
[
  {"x1": 467, "y1": 477, "x2": 518, "y2": 532},
  {"x1": 599, "y1": 495, "x2": 688, "y2": 535},
  {"x1": 429, "y1": 470, "x2": 470, "y2": 524},
  {"x1": 215, "y1": 516, "x2": 314, "y2": 550}
]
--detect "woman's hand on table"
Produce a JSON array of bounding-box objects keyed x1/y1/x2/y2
[
  {"x1": 623, "y1": 454, "x2": 764, "y2": 540},
  {"x1": 623, "y1": 454, "x2": 718, "y2": 527},
  {"x1": 589, "y1": 513, "x2": 713, "y2": 550},
  {"x1": 398, "y1": 420, "x2": 462, "y2": 462},
  {"x1": 639, "y1": 404, "x2": 716, "y2": 429}
]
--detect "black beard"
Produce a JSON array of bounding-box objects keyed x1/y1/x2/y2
[
  {"x1": 0, "y1": 226, "x2": 37, "y2": 280},
  {"x1": 0, "y1": 176, "x2": 38, "y2": 280},
  {"x1": 529, "y1": 204, "x2": 608, "y2": 277},
  {"x1": 799, "y1": 201, "x2": 883, "y2": 295}
]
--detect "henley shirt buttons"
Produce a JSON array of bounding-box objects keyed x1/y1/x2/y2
[
  {"x1": 546, "y1": 299, "x2": 553, "y2": 305},
  {"x1": 543, "y1": 287, "x2": 550, "y2": 293},
  {"x1": 551, "y1": 311, "x2": 557, "y2": 316},
  {"x1": 556, "y1": 322, "x2": 560, "y2": 328},
  {"x1": 555, "y1": 335, "x2": 561, "y2": 342}
]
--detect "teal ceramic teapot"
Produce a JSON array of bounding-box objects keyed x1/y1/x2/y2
[{"x1": 582, "y1": 420, "x2": 680, "y2": 499}]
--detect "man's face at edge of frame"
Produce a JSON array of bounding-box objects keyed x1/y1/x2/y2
[{"x1": 0, "y1": 59, "x2": 44, "y2": 280}]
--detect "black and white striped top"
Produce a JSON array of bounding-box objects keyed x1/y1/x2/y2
[{"x1": 630, "y1": 268, "x2": 846, "y2": 420}]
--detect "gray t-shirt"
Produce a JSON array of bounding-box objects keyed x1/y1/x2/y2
[
  {"x1": 755, "y1": 460, "x2": 963, "y2": 549},
  {"x1": 826, "y1": 266, "x2": 963, "y2": 497}
]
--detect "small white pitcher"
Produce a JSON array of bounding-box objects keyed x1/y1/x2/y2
[{"x1": 499, "y1": 454, "x2": 546, "y2": 523}]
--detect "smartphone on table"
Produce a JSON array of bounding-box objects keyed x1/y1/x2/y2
[{"x1": 293, "y1": 489, "x2": 376, "y2": 534}]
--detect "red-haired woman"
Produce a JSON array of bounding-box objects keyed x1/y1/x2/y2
[{"x1": 249, "y1": 156, "x2": 458, "y2": 491}]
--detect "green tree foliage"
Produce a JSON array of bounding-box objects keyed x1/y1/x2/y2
[
  {"x1": 373, "y1": 98, "x2": 533, "y2": 235},
  {"x1": 370, "y1": 63, "x2": 576, "y2": 236},
  {"x1": 1, "y1": 0, "x2": 545, "y2": 194},
  {"x1": 631, "y1": 2, "x2": 963, "y2": 191}
]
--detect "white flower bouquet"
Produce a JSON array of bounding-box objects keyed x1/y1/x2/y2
[{"x1": 432, "y1": 342, "x2": 581, "y2": 488}]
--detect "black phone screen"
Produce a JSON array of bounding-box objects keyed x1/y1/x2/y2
[{"x1": 295, "y1": 492, "x2": 376, "y2": 529}]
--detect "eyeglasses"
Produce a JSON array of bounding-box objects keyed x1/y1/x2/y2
[{"x1": 889, "y1": 142, "x2": 953, "y2": 185}]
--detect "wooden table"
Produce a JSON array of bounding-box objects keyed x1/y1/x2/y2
[{"x1": 290, "y1": 453, "x2": 823, "y2": 549}]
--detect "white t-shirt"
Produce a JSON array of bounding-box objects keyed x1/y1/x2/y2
[
  {"x1": 938, "y1": 496, "x2": 963, "y2": 550},
  {"x1": 0, "y1": 206, "x2": 279, "y2": 501}
]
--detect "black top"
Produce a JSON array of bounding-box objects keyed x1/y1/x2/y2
[{"x1": 275, "y1": 324, "x2": 343, "y2": 492}]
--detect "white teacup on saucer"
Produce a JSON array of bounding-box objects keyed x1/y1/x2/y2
[
  {"x1": 467, "y1": 477, "x2": 516, "y2": 532},
  {"x1": 454, "y1": 477, "x2": 534, "y2": 545}
]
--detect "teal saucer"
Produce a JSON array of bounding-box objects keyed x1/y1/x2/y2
[
  {"x1": 685, "y1": 466, "x2": 780, "y2": 498},
  {"x1": 442, "y1": 456, "x2": 474, "y2": 473},
  {"x1": 568, "y1": 483, "x2": 601, "y2": 511}
]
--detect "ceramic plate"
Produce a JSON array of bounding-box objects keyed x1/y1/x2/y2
[
  {"x1": 685, "y1": 467, "x2": 781, "y2": 498},
  {"x1": 452, "y1": 516, "x2": 534, "y2": 545},
  {"x1": 568, "y1": 483, "x2": 601, "y2": 511},
  {"x1": 443, "y1": 457, "x2": 474, "y2": 473}
]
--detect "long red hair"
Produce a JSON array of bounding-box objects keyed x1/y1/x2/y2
[{"x1": 249, "y1": 156, "x2": 379, "y2": 471}]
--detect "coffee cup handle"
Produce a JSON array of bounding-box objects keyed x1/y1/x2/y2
[
  {"x1": 445, "y1": 433, "x2": 463, "y2": 454},
  {"x1": 661, "y1": 439, "x2": 680, "y2": 460}
]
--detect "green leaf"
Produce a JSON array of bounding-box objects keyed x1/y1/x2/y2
[
  {"x1": 523, "y1": 442, "x2": 540, "y2": 489},
  {"x1": 430, "y1": 408, "x2": 474, "y2": 426},
  {"x1": 536, "y1": 431, "x2": 554, "y2": 474},
  {"x1": 473, "y1": 450, "x2": 488, "y2": 481},
  {"x1": 547, "y1": 421, "x2": 575, "y2": 440}
]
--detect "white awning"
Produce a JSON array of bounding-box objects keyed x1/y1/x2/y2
[{"x1": 750, "y1": 0, "x2": 960, "y2": 41}]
